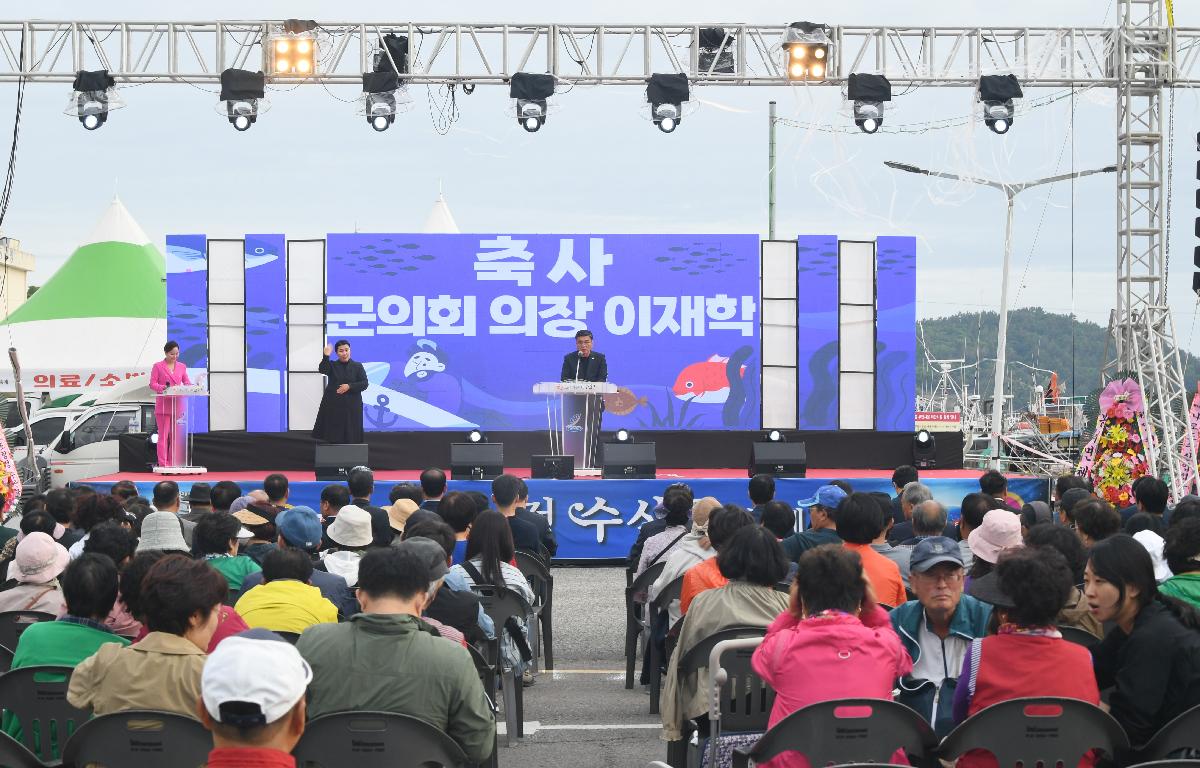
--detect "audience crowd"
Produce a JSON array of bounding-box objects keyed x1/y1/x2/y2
[{"x1": 5, "y1": 462, "x2": 1200, "y2": 767}]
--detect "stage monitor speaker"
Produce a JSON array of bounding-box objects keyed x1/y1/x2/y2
[
  {"x1": 750, "y1": 441, "x2": 807, "y2": 478},
  {"x1": 450, "y1": 442, "x2": 504, "y2": 480},
  {"x1": 118, "y1": 432, "x2": 154, "y2": 472},
  {"x1": 602, "y1": 442, "x2": 656, "y2": 479},
  {"x1": 315, "y1": 443, "x2": 369, "y2": 481},
  {"x1": 532, "y1": 454, "x2": 574, "y2": 480}
]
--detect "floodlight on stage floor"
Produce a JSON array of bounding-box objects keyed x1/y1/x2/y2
[
  {"x1": 468, "y1": 429, "x2": 486, "y2": 444},
  {"x1": 913, "y1": 429, "x2": 937, "y2": 469},
  {"x1": 67, "y1": 70, "x2": 123, "y2": 131},
  {"x1": 614, "y1": 429, "x2": 632, "y2": 443},
  {"x1": 765, "y1": 430, "x2": 784, "y2": 442}
]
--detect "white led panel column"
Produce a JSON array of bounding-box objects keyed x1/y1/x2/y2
[
  {"x1": 287, "y1": 240, "x2": 326, "y2": 431},
  {"x1": 761, "y1": 240, "x2": 798, "y2": 429},
  {"x1": 207, "y1": 240, "x2": 247, "y2": 431},
  {"x1": 838, "y1": 240, "x2": 875, "y2": 430}
]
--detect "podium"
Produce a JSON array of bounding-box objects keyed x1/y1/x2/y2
[
  {"x1": 153, "y1": 384, "x2": 208, "y2": 475},
  {"x1": 533, "y1": 381, "x2": 618, "y2": 475}
]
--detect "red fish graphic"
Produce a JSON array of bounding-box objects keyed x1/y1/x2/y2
[{"x1": 672, "y1": 355, "x2": 746, "y2": 404}]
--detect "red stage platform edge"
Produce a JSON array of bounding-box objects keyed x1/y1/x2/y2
[{"x1": 82, "y1": 467, "x2": 999, "y2": 484}]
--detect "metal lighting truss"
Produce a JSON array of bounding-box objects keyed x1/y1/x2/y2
[{"x1": 0, "y1": 9, "x2": 1194, "y2": 491}]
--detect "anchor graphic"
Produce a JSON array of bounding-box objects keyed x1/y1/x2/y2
[{"x1": 364, "y1": 394, "x2": 399, "y2": 430}]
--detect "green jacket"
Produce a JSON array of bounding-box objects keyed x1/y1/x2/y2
[
  {"x1": 1160, "y1": 573, "x2": 1200, "y2": 610},
  {"x1": 3, "y1": 619, "x2": 130, "y2": 754},
  {"x1": 296, "y1": 612, "x2": 495, "y2": 764},
  {"x1": 204, "y1": 554, "x2": 262, "y2": 591}
]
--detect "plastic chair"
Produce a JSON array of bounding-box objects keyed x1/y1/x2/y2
[
  {"x1": 1134, "y1": 702, "x2": 1200, "y2": 758},
  {"x1": 60, "y1": 709, "x2": 212, "y2": 768},
  {"x1": 647, "y1": 575, "x2": 684, "y2": 715},
  {"x1": 467, "y1": 643, "x2": 499, "y2": 768},
  {"x1": 293, "y1": 711, "x2": 469, "y2": 768},
  {"x1": 0, "y1": 730, "x2": 42, "y2": 768},
  {"x1": 0, "y1": 665, "x2": 88, "y2": 763},
  {"x1": 673, "y1": 633, "x2": 772, "y2": 768},
  {"x1": 514, "y1": 550, "x2": 554, "y2": 671},
  {"x1": 937, "y1": 698, "x2": 1130, "y2": 768},
  {"x1": 1057, "y1": 624, "x2": 1102, "y2": 650},
  {"x1": 0, "y1": 611, "x2": 57, "y2": 673},
  {"x1": 1126, "y1": 762, "x2": 1200, "y2": 768},
  {"x1": 471, "y1": 584, "x2": 533, "y2": 747},
  {"x1": 732, "y1": 698, "x2": 937, "y2": 768},
  {"x1": 625, "y1": 560, "x2": 666, "y2": 689}
]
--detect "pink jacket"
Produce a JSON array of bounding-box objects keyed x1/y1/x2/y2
[
  {"x1": 149, "y1": 360, "x2": 190, "y2": 394},
  {"x1": 751, "y1": 605, "x2": 913, "y2": 768}
]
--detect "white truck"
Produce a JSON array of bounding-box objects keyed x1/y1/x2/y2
[{"x1": 43, "y1": 378, "x2": 156, "y2": 488}]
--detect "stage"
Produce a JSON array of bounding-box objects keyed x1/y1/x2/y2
[{"x1": 81, "y1": 465, "x2": 1047, "y2": 560}]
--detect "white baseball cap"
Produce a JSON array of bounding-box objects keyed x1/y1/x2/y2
[{"x1": 201, "y1": 635, "x2": 312, "y2": 727}]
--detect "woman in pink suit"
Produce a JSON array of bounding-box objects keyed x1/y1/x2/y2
[{"x1": 149, "y1": 341, "x2": 191, "y2": 468}]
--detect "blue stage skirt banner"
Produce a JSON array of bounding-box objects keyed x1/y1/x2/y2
[
  {"x1": 324, "y1": 233, "x2": 761, "y2": 432},
  {"x1": 93, "y1": 476, "x2": 1047, "y2": 560}
]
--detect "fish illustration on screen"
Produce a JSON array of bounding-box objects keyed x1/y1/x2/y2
[{"x1": 672, "y1": 354, "x2": 747, "y2": 404}]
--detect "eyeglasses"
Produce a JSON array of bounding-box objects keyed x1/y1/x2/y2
[{"x1": 913, "y1": 568, "x2": 964, "y2": 584}]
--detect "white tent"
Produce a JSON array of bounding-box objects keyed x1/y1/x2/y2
[
  {"x1": 422, "y1": 191, "x2": 460, "y2": 234},
  {"x1": 0, "y1": 197, "x2": 166, "y2": 391}
]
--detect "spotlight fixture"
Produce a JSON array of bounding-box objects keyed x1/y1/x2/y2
[
  {"x1": 219, "y1": 69, "x2": 267, "y2": 132},
  {"x1": 67, "y1": 70, "x2": 122, "y2": 130},
  {"x1": 847, "y1": 73, "x2": 892, "y2": 134},
  {"x1": 697, "y1": 27, "x2": 735, "y2": 74},
  {"x1": 614, "y1": 429, "x2": 632, "y2": 443},
  {"x1": 468, "y1": 429, "x2": 485, "y2": 443},
  {"x1": 266, "y1": 20, "x2": 318, "y2": 78},
  {"x1": 647, "y1": 73, "x2": 690, "y2": 134},
  {"x1": 765, "y1": 430, "x2": 784, "y2": 442},
  {"x1": 912, "y1": 429, "x2": 938, "y2": 469},
  {"x1": 978, "y1": 74, "x2": 1022, "y2": 135},
  {"x1": 509, "y1": 72, "x2": 555, "y2": 133},
  {"x1": 782, "y1": 22, "x2": 831, "y2": 82},
  {"x1": 361, "y1": 70, "x2": 405, "y2": 132}
]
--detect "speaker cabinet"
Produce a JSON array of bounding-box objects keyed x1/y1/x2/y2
[
  {"x1": 750, "y1": 441, "x2": 807, "y2": 478},
  {"x1": 314, "y1": 443, "x2": 369, "y2": 481},
  {"x1": 601, "y1": 442, "x2": 656, "y2": 479},
  {"x1": 450, "y1": 443, "x2": 504, "y2": 480}
]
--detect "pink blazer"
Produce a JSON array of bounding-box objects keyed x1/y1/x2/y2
[{"x1": 149, "y1": 360, "x2": 191, "y2": 394}]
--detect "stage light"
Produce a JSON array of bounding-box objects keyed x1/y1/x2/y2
[
  {"x1": 510, "y1": 73, "x2": 555, "y2": 133},
  {"x1": 615, "y1": 429, "x2": 632, "y2": 443},
  {"x1": 265, "y1": 20, "x2": 318, "y2": 78},
  {"x1": 847, "y1": 73, "x2": 892, "y2": 135},
  {"x1": 766, "y1": 430, "x2": 783, "y2": 442},
  {"x1": 67, "y1": 70, "x2": 122, "y2": 131},
  {"x1": 361, "y1": 71, "x2": 407, "y2": 132},
  {"x1": 647, "y1": 73, "x2": 690, "y2": 134},
  {"x1": 219, "y1": 69, "x2": 267, "y2": 132},
  {"x1": 913, "y1": 429, "x2": 938, "y2": 469},
  {"x1": 468, "y1": 429, "x2": 485, "y2": 443},
  {"x1": 698, "y1": 27, "x2": 735, "y2": 74},
  {"x1": 978, "y1": 74, "x2": 1022, "y2": 135},
  {"x1": 782, "y1": 22, "x2": 831, "y2": 82}
]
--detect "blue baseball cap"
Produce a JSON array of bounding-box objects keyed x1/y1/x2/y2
[
  {"x1": 797, "y1": 485, "x2": 847, "y2": 510},
  {"x1": 909, "y1": 536, "x2": 965, "y2": 573},
  {"x1": 276, "y1": 506, "x2": 323, "y2": 552}
]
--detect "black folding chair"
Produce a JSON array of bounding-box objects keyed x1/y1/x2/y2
[
  {"x1": 471, "y1": 584, "x2": 533, "y2": 747},
  {"x1": 514, "y1": 550, "x2": 554, "y2": 671},
  {"x1": 0, "y1": 730, "x2": 41, "y2": 768},
  {"x1": 293, "y1": 711, "x2": 470, "y2": 768},
  {"x1": 0, "y1": 611, "x2": 56, "y2": 673},
  {"x1": 647, "y1": 575, "x2": 684, "y2": 715},
  {"x1": 937, "y1": 697, "x2": 1130, "y2": 768},
  {"x1": 0, "y1": 665, "x2": 88, "y2": 764},
  {"x1": 671, "y1": 632, "x2": 771, "y2": 768},
  {"x1": 61, "y1": 709, "x2": 212, "y2": 768},
  {"x1": 732, "y1": 698, "x2": 937, "y2": 768},
  {"x1": 624, "y1": 560, "x2": 665, "y2": 689},
  {"x1": 1132, "y1": 702, "x2": 1200, "y2": 758}
]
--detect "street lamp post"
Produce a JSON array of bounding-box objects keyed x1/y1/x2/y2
[{"x1": 884, "y1": 160, "x2": 1116, "y2": 470}]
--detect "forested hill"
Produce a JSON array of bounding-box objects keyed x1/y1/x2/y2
[{"x1": 917, "y1": 308, "x2": 1200, "y2": 406}]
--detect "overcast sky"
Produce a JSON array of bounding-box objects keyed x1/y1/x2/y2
[{"x1": 5, "y1": 0, "x2": 1200, "y2": 357}]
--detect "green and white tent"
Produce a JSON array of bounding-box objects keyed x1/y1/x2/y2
[{"x1": 0, "y1": 197, "x2": 166, "y2": 391}]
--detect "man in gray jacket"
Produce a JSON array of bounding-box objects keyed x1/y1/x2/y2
[{"x1": 296, "y1": 545, "x2": 495, "y2": 764}]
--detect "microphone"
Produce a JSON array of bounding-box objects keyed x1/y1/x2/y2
[{"x1": 575, "y1": 355, "x2": 581, "y2": 381}]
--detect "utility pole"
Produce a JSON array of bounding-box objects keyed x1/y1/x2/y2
[{"x1": 768, "y1": 100, "x2": 777, "y2": 240}]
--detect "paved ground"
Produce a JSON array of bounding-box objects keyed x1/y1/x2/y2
[{"x1": 495, "y1": 565, "x2": 665, "y2": 768}]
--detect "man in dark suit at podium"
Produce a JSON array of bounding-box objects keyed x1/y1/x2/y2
[
  {"x1": 560, "y1": 329, "x2": 607, "y2": 382},
  {"x1": 560, "y1": 329, "x2": 607, "y2": 467}
]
